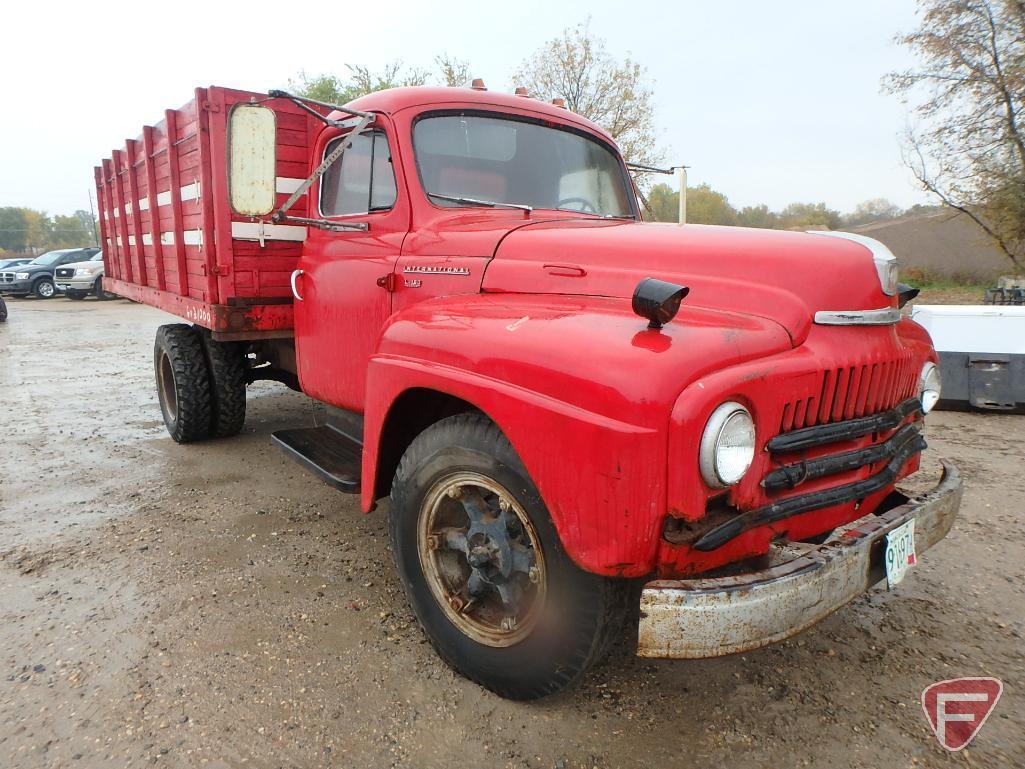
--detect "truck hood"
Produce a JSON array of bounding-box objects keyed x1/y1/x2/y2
[{"x1": 482, "y1": 220, "x2": 895, "y2": 344}]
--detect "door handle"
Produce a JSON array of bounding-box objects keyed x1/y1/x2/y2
[{"x1": 290, "y1": 269, "x2": 304, "y2": 301}]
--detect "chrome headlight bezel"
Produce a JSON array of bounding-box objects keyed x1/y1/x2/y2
[
  {"x1": 919, "y1": 362, "x2": 941, "y2": 414},
  {"x1": 699, "y1": 402, "x2": 757, "y2": 488},
  {"x1": 15, "y1": 272, "x2": 30, "y2": 280}
]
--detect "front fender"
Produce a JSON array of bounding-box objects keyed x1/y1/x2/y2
[{"x1": 362, "y1": 293, "x2": 792, "y2": 577}]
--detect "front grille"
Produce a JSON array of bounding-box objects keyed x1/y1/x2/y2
[
  {"x1": 0, "y1": 272, "x2": 14, "y2": 283},
  {"x1": 55, "y1": 268, "x2": 74, "y2": 279},
  {"x1": 780, "y1": 351, "x2": 918, "y2": 432}
]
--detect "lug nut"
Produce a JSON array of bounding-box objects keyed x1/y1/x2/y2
[
  {"x1": 449, "y1": 596, "x2": 465, "y2": 611},
  {"x1": 500, "y1": 617, "x2": 516, "y2": 631},
  {"x1": 447, "y1": 486, "x2": 464, "y2": 500},
  {"x1": 426, "y1": 535, "x2": 439, "y2": 550},
  {"x1": 498, "y1": 498, "x2": 510, "y2": 512},
  {"x1": 528, "y1": 566, "x2": 540, "y2": 584}
]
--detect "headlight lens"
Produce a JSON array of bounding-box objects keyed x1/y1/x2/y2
[
  {"x1": 75, "y1": 267, "x2": 98, "y2": 276},
  {"x1": 699, "y1": 402, "x2": 756, "y2": 487},
  {"x1": 15, "y1": 272, "x2": 30, "y2": 279},
  {"x1": 919, "y1": 362, "x2": 941, "y2": 413}
]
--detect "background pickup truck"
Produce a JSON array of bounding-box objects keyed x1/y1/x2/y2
[
  {"x1": 0, "y1": 247, "x2": 100, "y2": 299},
  {"x1": 95, "y1": 85, "x2": 960, "y2": 699}
]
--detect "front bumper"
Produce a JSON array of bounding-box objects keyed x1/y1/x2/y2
[
  {"x1": 0, "y1": 279, "x2": 33, "y2": 294},
  {"x1": 56, "y1": 278, "x2": 96, "y2": 291},
  {"x1": 637, "y1": 460, "x2": 962, "y2": 658}
]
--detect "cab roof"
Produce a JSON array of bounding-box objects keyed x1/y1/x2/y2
[{"x1": 341, "y1": 87, "x2": 616, "y2": 145}]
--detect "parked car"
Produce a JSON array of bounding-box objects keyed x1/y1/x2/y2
[
  {"x1": 0, "y1": 247, "x2": 100, "y2": 299},
  {"x1": 55, "y1": 251, "x2": 114, "y2": 300},
  {"x1": 0, "y1": 257, "x2": 34, "y2": 271}
]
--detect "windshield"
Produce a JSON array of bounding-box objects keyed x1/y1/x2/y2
[
  {"x1": 30, "y1": 250, "x2": 72, "y2": 266},
  {"x1": 91, "y1": 251, "x2": 104, "y2": 261},
  {"x1": 413, "y1": 114, "x2": 635, "y2": 218}
]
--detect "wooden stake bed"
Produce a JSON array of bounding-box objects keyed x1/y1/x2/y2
[{"x1": 94, "y1": 86, "x2": 322, "y2": 337}]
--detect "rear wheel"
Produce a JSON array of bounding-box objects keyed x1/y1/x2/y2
[
  {"x1": 33, "y1": 278, "x2": 55, "y2": 299},
  {"x1": 200, "y1": 332, "x2": 247, "y2": 438},
  {"x1": 154, "y1": 324, "x2": 213, "y2": 443},
  {"x1": 94, "y1": 277, "x2": 115, "y2": 300},
  {"x1": 389, "y1": 413, "x2": 628, "y2": 700}
]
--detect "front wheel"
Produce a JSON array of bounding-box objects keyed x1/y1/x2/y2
[
  {"x1": 94, "y1": 278, "x2": 116, "y2": 300},
  {"x1": 389, "y1": 413, "x2": 628, "y2": 700},
  {"x1": 33, "y1": 278, "x2": 55, "y2": 299}
]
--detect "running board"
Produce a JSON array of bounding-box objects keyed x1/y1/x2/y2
[{"x1": 271, "y1": 425, "x2": 362, "y2": 493}]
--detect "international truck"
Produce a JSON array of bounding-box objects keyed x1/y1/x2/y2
[{"x1": 95, "y1": 84, "x2": 962, "y2": 700}]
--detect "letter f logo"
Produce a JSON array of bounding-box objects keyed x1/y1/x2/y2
[{"x1": 922, "y1": 678, "x2": 1003, "y2": 751}]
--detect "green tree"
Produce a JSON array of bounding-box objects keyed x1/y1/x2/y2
[
  {"x1": 0, "y1": 207, "x2": 29, "y2": 251},
  {"x1": 512, "y1": 23, "x2": 662, "y2": 168},
  {"x1": 777, "y1": 202, "x2": 841, "y2": 230},
  {"x1": 887, "y1": 0, "x2": 1025, "y2": 270},
  {"x1": 842, "y1": 198, "x2": 903, "y2": 227},
  {"x1": 645, "y1": 183, "x2": 679, "y2": 222},
  {"x1": 290, "y1": 56, "x2": 469, "y2": 105},
  {"x1": 737, "y1": 204, "x2": 779, "y2": 229},
  {"x1": 51, "y1": 212, "x2": 93, "y2": 247},
  {"x1": 686, "y1": 184, "x2": 739, "y2": 226}
]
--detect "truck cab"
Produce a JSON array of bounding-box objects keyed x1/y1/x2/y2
[{"x1": 97, "y1": 85, "x2": 960, "y2": 699}]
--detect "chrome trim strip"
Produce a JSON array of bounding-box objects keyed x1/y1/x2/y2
[
  {"x1": 814, "y1": 307, "x2": 901, "y2": 325},
  {"x1": 809, "y1": 230, "x2": 898, "y2": 296}
]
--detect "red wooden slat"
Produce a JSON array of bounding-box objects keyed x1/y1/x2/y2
[
  {"x1": 124, "y1": 139, "x2": 149, "y2": 287},
  {"x1": 194, "y1": 87, "x2": 220, "y2": 304},
  {"x1": 205, "y1": 87, "x2": 237, "y2": 301},
  {"x1": 111, "y1": 151, "x2": 135, "y2": 284},
  {"x1": 100, "y1": 160, "x2": 121, "y2": 280},
  {"x1": 93, "y1": 167, "x2": 112, "y2": 280},
  {"x1": 141, "y1": 126, "x2": 167, "y2": 291},
  {"x1": 164, "y1": 108, "x2": 190, "y2": 297}
]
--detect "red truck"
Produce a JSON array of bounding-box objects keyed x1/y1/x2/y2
[{"x1": 96, "y1": 84, "x2": 961, "y2": 699}]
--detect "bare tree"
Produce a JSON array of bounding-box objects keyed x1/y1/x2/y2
[
  {"x1": 887, "y1": 0, "x2": 1025, "y2": 269},
  {"x1": 512, "y1": 23, "x2": 662, "y2": 167},
  {"x1": 435, "y1": 54, "x2": 472, "y2": 88}
]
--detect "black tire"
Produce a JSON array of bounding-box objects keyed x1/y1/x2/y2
[
  {"x1": 389, "y1": 413, "x2": 628, "y2": 700},
  {"x1": 33, "y1": 278, "x2": 55, "y2": 299},
  {"x1": 94, "y1": 278, "x2": 115, "y2": 300},
  {"x1": 154, "y1": 324, "x2": 213, "y2": 443},
  {"x1": 66, "y1": 289, "x2": 87, "y2": 300},
  {"x1": 0, "y1": 296, "x2": 7, "y2": 322},
  {"x1": 199, "y1": 331, "x2": 246, "y2": 438}
]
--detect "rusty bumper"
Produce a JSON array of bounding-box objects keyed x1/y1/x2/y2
[{"x1": 637, "y1": 460, "x2": 962, "y2": 659}]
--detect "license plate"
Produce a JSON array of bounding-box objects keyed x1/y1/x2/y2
[{"x1": 884, "y1": 519, "x2": 917, "y2": 589}]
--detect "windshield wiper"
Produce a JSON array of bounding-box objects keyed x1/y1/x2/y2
[
  {"x1": 551, "y1": 208, "x2": 635, "y2": 220},
  {"x1": 427, "y1": 192, "x2": 533, "y2": 213}
]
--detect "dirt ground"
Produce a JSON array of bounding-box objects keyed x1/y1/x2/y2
[{"x1": 1, "y1": 297, "x2": 1023, "y2": 769}]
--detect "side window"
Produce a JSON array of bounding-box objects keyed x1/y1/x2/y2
[{"x1": 320, "y1": 131, "x2": 397, "y2": 216}]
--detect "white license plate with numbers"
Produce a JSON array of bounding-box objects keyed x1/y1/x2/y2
[{"x1": 884, "y1": 519, "x2": 917, "y2": 589}]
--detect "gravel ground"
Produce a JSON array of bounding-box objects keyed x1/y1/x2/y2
[{"x1": 1, "y1": 297, "x2": 1023, "y2": 769}]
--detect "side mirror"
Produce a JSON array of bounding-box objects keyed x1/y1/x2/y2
[{"x1": 227, "y1": 103, "x2": 277, "y2": 216}]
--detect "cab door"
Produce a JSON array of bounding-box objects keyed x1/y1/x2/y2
[{"x1": 292, "y1": 123, "x2": 409, "y2": 412}]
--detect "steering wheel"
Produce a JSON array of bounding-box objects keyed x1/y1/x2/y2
[{"x1": 557, "y1": 197, "x2": 598, "y2": 214}]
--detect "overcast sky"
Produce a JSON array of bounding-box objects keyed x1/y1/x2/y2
[{"x1": 2, "y1": 0, "x2": 927, "y2": 217}]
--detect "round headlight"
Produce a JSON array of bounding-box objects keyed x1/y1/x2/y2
[
  {"x1": 919, "y1": 362, "x2": 941, "y2": 414},
  {"x1": 699, "y1": 402, "x2": 756, "y2": 487}
]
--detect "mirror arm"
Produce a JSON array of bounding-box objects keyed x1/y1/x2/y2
[
  {"x1": 269, "y1": 112, "x2": 374, "y2": 223},
  {"x1": 274, "y1": 215, "x2": 369, "y2": 233},
  {"x1": 266, "y1": 89, "x2": 374, "y2": 128}
]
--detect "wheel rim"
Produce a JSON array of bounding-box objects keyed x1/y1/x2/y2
[
  {"x1": 39, "y1": 282, "x2": 53, "y2": 298},
  {"x1": 418, "y1": 471, "x2": 546, "y2": 647},
  {"x1": 157, "y1": 350, "x2": 178, "y2": 422}
]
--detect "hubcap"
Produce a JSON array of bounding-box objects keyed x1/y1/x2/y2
[
  {"x1": 39, "y1": 282, "x2": 53, "y2": 297},
  {"x1": 418, "y1": 472, "x2": 546, "y2": 647},
  {"x1": 157, "y1": 351, "x2": 178, "y2": 422}
]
